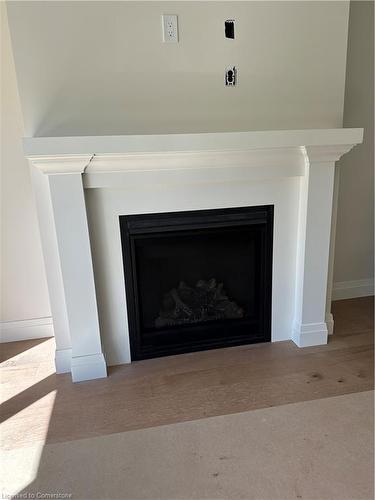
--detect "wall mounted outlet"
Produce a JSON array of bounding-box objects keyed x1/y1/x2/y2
[
  {"x1": 225, "y1": 66, "x2": 237, "y2": 86},
  {"x1": 162, "y1": 15, "x2": 178, "y2": 43}
]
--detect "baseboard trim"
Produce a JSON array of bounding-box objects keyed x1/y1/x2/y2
[
  {"x1": 292, "y1": 321, "x2": 328, "y2": 348},
  {"x1": 332, "y1": 278, "x2": 374, "y2": 301},
  {"x1": 0, "y1": 317, "x2": 54, "y2": 343},
  {"x1": 55, "y1": 347, "x2": 72, "y2": 374},
  {"x1": 326, "y1": 313, "x2": 334, "y2": 336},
  {"x1": 71, "y1": 353, "x2": 107, "y2": 382}
]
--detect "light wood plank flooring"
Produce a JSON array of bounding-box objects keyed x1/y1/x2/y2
[{"x1": 1, "y1": 297, "x2": 373, "y2": 450}]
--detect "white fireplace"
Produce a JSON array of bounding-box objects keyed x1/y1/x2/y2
[{"x1": 24, "y1": 129, "x2": 363, "y2": 382}]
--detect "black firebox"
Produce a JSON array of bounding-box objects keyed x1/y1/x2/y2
[{"x1": 120, "y1": 205, "x2": 273, "y2": 361}]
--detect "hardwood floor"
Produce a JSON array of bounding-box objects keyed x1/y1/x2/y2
[{"x1": 1, "y1": 297, "x2": 373, "y2": 450}]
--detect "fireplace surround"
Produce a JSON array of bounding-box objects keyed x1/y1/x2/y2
[{"x1": 24, "y1": 129, "x2": 363, "y2": 382}]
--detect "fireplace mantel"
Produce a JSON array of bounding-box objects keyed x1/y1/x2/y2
[
  {"x1": 24, "y1": 128, "x2": 363, "y2": 156},
  {"x1": 24, "y1": 129, "x2": 363, "y2": 382}
]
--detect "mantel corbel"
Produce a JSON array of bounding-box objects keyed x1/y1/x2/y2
[
  {"x1": 303, "y1": 144, "x2": 358, "y2": 164},
  {"x1": 27, "y1": 154, "x2": 94, "y2": 175}
]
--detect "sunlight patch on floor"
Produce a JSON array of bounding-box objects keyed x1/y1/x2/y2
[
  {"x1": 1, "y1": 390, "x2": 56, "y2": 497},
  {"x1": 1, "y1": 339, "x2": 56, "y2": 403},
  {"x1": 1, "y1": 388, "x2": 56, "y2": 447},
  {"x1": 1, "y1": 441, "x2": 45, "y2": 497}
]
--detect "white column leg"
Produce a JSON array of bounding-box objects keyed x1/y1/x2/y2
[
  {"x1": 48, "y1": 173, "x2": 107, "y2": 381},
  {"x1": 293, "y1": 158, "x2": 335, "y2": 347},
  {"x1": 30, "y1": 167, "x2": 72, "y2": 373}
]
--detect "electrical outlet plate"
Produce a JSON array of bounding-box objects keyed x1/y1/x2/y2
[
  {"x1": 225, "y1": 66, "x2": 237, "y2": 86},
  {"x1": 162, "y1": 14, "x2": 178, "y2": 43}
]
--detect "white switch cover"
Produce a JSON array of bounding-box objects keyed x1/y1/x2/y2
[{"x1": 162, "y1": 15, "x2": 178, "y2": 43}]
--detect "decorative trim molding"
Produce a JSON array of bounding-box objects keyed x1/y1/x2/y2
[
  {"x1": 87, "y1": 147, "x2": 304, "y2": 172},
  {"x1": 292, "y1": 321, "x2": 328, "y2": 348},
  {"x1": 0, "y1": 317, "x2": 54, "y2": 343},
  {"x1": 27, "y1": 155, "x2": 93, "y2": 174},
  {"x1": 303, "y1": 144, "x2": 358, "y2": 163},
  {"x1": 332, "y1": 278, "x2": 374, "y2": 301},
  {"x1": 55, "y1": 348, "x2": 72, "y2": 374},
  {"x1": 24, "y1": 130, "x2": 363, "y2": 180},
  {"x1": 83, "y1": 155, "x2": 304, "y2": 189},
  {"x1": 71, "y1": 353, "x2": 107, "y2": 383}
]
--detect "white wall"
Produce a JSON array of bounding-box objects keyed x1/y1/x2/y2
[
  {"x1": 6, "y1": 1, "x2": 349, "y2": 136},
  {"x1": 333, "y1": 0, "x2": 374, "y2": 299},
  {"x1": 0, "y1": 4, "x2": 51, "y2": 337}
]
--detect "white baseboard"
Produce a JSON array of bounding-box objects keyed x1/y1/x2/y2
[
  {"x1": 0, "y1": 317, "x2": 54, "y2": 343},
  {"x1": 332, "y1": 278, "x2": 374, "y2": 301}
]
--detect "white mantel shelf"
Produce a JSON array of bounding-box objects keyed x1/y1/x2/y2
[
  {"x1": 25, "y1": 128, "x2": 364, "y2": 383},
  {"x1": 24, "y1": 128, "x2": 363, "y2": 157}
]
